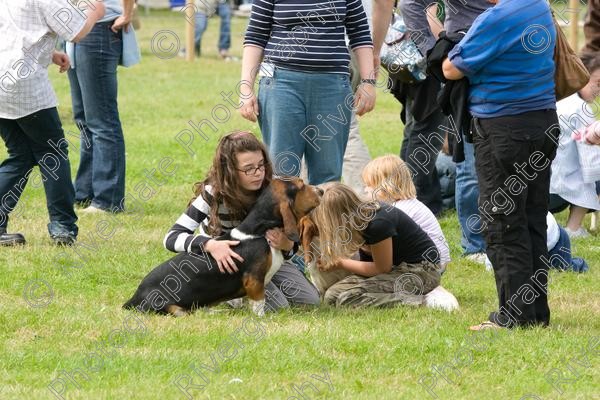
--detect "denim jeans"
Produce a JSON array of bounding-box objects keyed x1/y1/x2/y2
[
  {"x1": 400, "y1": 98, "x2": 443, "y2": 216},
  {"x1": 0, "y1": 108, "x2": 78, "y2": 237},
  {"x1": 258, "y1": 67, "x2": 353, "y2": 185},
  {"x1": 549, "y1": 226, "x2": 589, "y2": 272},
  {"x1": 194, "y1": 3, "x2": 231, "y2": 54},
  {"x1": 68, "y1": 21, "x2": 126, "y2": 211},
  {"x1": 455, "y1": 140, "x2": 486, "y2": 254}
]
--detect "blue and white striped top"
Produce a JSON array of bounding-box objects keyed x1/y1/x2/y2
[{"x1": 244, "y1": 0, "x2": 373, "y2": 74}]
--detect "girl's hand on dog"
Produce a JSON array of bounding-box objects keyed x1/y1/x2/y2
[
  {"x1": 265, "y1": 228, "x2": 293, "y2": 251},
  {"x1": 205, "y1": 239, "x2": 244, "y2": 274}
]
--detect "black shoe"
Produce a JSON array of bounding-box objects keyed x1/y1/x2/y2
[
  {"x1": 51, "y1": 233, "x2": 76, "y2": 246},
  {"x1": 0, "y1": 228, "x2": 26, "y2": 246}
]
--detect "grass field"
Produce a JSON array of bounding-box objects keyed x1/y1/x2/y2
[{"x1": 1, "y1": 10, "x2": 599, "y2": 400}]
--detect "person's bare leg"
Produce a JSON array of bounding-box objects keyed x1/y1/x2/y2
[{"x1": 566, "y1": 205, "x2": 588, "y2": 231}]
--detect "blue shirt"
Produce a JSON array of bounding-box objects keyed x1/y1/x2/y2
[
  {"x1": 448, "y1": 0, "x2": 556, "y2": 118},
  {"x1": 244, "y1": 0, "x2": 373, "y2": 75},
  {"x1": 99, "y1": 0, "x2": 124, "y2": 23}
]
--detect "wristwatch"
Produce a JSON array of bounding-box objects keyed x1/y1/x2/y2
[{"x1": 360, "y1": 79, "x2": 377, "y2": 85}]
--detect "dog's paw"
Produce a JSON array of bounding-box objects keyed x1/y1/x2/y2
[{"x1": 249, "y1": 299, "x2": 266, "y2": 317}]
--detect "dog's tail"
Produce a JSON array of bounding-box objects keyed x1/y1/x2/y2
[
  {"x1": 425, "y1": 286, "x2": 459, "y2": 312},
  {"x1": 122, "y1": 294, "x2": 147, "y2": 312}
]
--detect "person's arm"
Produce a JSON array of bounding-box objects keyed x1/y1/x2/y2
[
  {"x1": 426, "y1": 3, "x2": 443, "y2": 39},
  {"x1": 337, "y1": 238, "x2": 394, "y2": 277},
  {"x1": 347, "y1": 0, "x2": 376, "y2": 114},
  {"x1": 371, "y1": 0, "x2": 395, "y2": 73},
  {"x1": 398, "y1": 0, "x2": 437, "y2": 54},
  {"x1": 72, "y1": 1, "x2": 106, "y2": 42},
  {"x1": 111, "y1": 0, "x2": 135, "y2": 33},
  {"x1": 239, "y1": 0, "x2": 274, "y2": 121},
  {"x1": 40, "y1": 0, "x2": 105, "y2": 43},
  {"x1": 442, "y1": 58, "x2": 464, "y2": 80},
  {"x1": 239, "y1": 46, "x2": 264, "y2": 122}
]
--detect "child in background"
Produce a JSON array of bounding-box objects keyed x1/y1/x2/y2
[
  {"x1": 484, "y1": 213, "x2": 589, "y2": 273},
  {"x1": 362, "y1": 155, "x2": 451, "y2": 271},
  {"x1": 163, "y1": 131, "x2": 319, "y2": 311},
  {"x1": 550, "y1": 52, "x2": 600, "y2": 238}
]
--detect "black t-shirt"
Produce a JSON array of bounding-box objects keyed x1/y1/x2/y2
[{"x1": 359, "y1": 203, "x2": 440, "y2": 265}]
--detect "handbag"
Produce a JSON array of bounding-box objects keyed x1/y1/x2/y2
[
  {"x1": 380, "y1": 11, "x2": 427, "y2": 84},
  {"x1": 553, "y1": 15, "x2": 590, "y2": 101}
]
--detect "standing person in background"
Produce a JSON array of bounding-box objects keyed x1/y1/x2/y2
[
  {"x1": 67, "y1": 0, "x2": 135, "y2": 213},
  {"x1": 582, "y1": 0, "x2": 600, "y2": 54},
  {"x1": 0, "y1": 0, "x2": 105, "y2": 246},
  {"x1": 191, "y1": 0, "x2": 234, "y2": 60},
  {"x1": 239, "y1": 0, "x2": 376, "y2": 185},
  {"x1": 373, "y1": 0, "x2": 491, "y2": 262},
  {"x1": 443, "y1": 0, "x2": 557, "y2": 330}
]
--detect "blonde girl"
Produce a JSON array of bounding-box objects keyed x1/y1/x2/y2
[
  {"x1": 311, "y1": 183, "x2": 442, "y2": 307},
  {"x1": 362, "y1": 155, "x2": 451, "y2": 269}
]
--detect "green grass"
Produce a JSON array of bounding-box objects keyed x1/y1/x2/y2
[{"x1": 1, "y1": 10, "x2": 599, "y2": 400}]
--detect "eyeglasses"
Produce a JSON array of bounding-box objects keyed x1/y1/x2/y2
[{"x1": 236, "y1": 163, "x2": 267, "y2": 176}]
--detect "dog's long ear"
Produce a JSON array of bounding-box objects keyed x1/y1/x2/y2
[
  {"x1": 298, "y1": 216, "x2": 316, "y2": 263},
  {"x1": 280, "y1": 200, "x2": 300, "y2": 242}
]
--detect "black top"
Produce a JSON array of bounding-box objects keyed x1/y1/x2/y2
[{"x1": 359, "y1": 203, "x2": 440, "y2": 265}]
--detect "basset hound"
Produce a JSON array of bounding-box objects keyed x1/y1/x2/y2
[{"x1": 123, "y1": 177, "x2": 323, "y2": 317}]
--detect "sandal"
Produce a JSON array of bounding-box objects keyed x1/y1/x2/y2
[{"x1": 468, "y1": 321, "x2": 503, "y2": 331}]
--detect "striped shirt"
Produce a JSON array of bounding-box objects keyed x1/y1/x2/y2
[
  {"x1": 163, "y1": 185, "x2": 242, "y2": 254},
  {"x1": 244, "y1": 0, "x2": 373, "y2": 74}
]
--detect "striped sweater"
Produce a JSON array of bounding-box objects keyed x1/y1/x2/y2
[
  {"x1": 163, "y1": 185, "x2": 242, "y2": 254},
  {"x1": 244, "y1": 0, "x2": 373, "y2": 74},
  {"x1": 163, "y1": 185, "x2": 298, "y2": 258}
]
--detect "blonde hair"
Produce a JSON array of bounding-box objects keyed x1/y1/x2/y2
[
  {"x1": 310, "y1": 183, "x2": 380, "y2": 266},
  {"x1": 361, "y1": 154, "x2": 416, "y2": 201}
]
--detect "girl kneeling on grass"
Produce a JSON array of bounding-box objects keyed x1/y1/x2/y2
[
  {"x1": 362, "y1": 155, "x2": 451, "y2": 272},
  {"x1": 163, "y1": 131, "x2": 319, "y2": 311},
  {"x1": 311, "y1": 183, "x2": 448, "y2": 308}
]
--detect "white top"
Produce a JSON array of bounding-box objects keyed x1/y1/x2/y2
[
  {"x1": 0, "y1": 0, "x2": 86, "y2": 119},
  {"x1": 546, "y1": 212, "x2": 560, "y2": 252},
  {"x1": 393, "y1": 198, "x2": 451, "y2": 266},
  {"x1": 550, "y1": 93, "x2": 600, "y2": 211}
]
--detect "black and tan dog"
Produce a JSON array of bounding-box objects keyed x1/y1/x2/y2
[{"x1": 123, "y1": 177, "x2": 322, "y2": 316}]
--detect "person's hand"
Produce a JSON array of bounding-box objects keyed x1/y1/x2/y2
[
  {"x1": 52, "y1": 51, "x2": 70, "y2": 73},
  {"x1": 239, "y1": 92, "x2": 259, "y2": 122},
  {"x1": 205, "y1": 239, "x2": 244, "y2": 274},
  {"x1": 585, "y1": 121, "x2": 600, "y2": 145},
  {"x1": 265, "y1": 228, "x2": 293, "y2": 251},
  {"x1": 354, "y1": 83, "x2": 376, "y2": 116},
  {"x1": 111, "y1": 15, "x2": 131, "y2": 33}
]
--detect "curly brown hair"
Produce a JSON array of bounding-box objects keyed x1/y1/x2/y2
[{"x1": 190, "y1": 131, "x2": 273, "y2": 236}]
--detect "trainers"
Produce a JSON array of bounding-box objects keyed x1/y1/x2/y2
[
  {"x1": 79, "y1": 205, "x2": 108, "y2": 214},
  {"x1": 565, "y1": 227, "x2": 590, "y2": 239},
  {"x1": 51, "y1": 233, "x2": 76, "y2": 246},
  {"x1": 0, "y1": 228, "x2": 26, "y2": 246},
  {"x1": 465, "y1": 252, "x2": 487, "y2": 264}
]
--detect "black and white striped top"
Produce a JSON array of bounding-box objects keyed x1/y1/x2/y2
[
  {"x1": 163, "y1": 185, "x2": 242, "y2": 254},
  {"x1": 244, "y1": 0, "x2": 373, "y2": 74}
]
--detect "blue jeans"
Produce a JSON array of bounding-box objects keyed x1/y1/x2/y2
[
  {"x1": 258, "y1": 67, "x2": 353, "y2": 185},
  {"x1": 68, "y1": 21, "x2": 126, "y2": 211},
  {"x1": 0, "y1": 108, "x2": 78, "y2": 237},
  {"x1": 194, "y1": 3, "x2": 231, "y2": 54},
  {"x1": 549, "y1": 226, "x2": 589, "y2": 272},
  {"x1": 455, "y1": 140, "x2": 486, "y2": 254}
]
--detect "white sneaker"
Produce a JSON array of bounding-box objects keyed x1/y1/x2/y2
[
  {"x1": 565, "y1": 227, "x2": 590, "y2": 239},
  {"x1": 79, "y1": 205, "x2": 108, "y2": 214},
  {"x1": 425, "y1": 286, "x2": 459, "y2": 312},
  {"x1": 465, "y1": 252, "x2": 487, "y2": 264}
]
